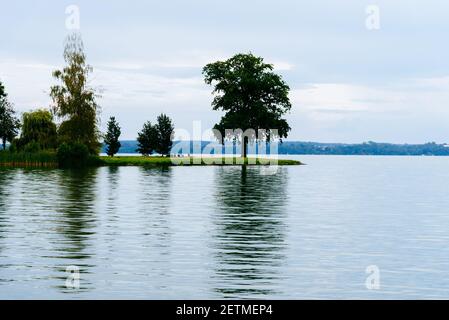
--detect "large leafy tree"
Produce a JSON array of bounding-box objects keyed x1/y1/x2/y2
[
  {"x1": 0, "y1": 84, "x2": 20, "y2": 150},
  {"x1": 15, "y1": 109, "x2": 57, "y2": 151},
  {"x1": 50, "y1": 34, "x2": 101, "y2": 154},
  {"x1": 155, "y1": 113, "x2": 174, "y2": 156},
  {"x1": 104, "y1": 116, "x2": 121, "y2": 157},
  {"x1": 136, "y1": 121, "x2": 158, "y2": 156},
  {"x1": 203, "y1": 53, "x2": 292, "y2": 158}
]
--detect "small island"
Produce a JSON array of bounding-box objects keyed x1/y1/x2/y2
[
  {"x1": 0, "y1": 34, "x2": 301, "y2": 168},
  {"x1": 99, "y1": 156, "x2": 301, "y2": 167}
]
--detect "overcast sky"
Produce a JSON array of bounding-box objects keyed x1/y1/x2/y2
[{"x1": 1, "y1": 0, "x2": 449, "y2": 143}]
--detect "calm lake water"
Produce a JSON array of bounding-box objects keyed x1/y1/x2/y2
[{"x1": 1, "y1": 155, "x2": 449, "y2": 299}]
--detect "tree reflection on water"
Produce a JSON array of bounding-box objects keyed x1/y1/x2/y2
[
  {"x1": 53, "y1": 168, "x2": 98, "y2": 292},
  {"x1": 212, "y1": 166, "x2": 289, "y2": 298}
]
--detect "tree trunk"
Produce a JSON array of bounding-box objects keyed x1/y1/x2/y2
[
  {"x1": 241, "y1": 137, "x2": 248, "y2": 158},
  {"x1": 2, "y1": 139, "x2": 5, "y2": 150}
]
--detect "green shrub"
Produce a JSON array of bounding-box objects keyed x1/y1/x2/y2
[
  {"x1": 57, "y1": 142, "x2": 90, "y2": 168},
  {"x1": 87, "y1": 155, "x2": 105, "y2": 166},
  {"x1": 23, "y1": 141, "x2": 40, "y2": 153},
  {"x1": 8, "y1": 142, "x2": 17, "y2": 153}
]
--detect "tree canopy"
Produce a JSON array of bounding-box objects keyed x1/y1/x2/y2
[
  {"x1": 136, "y1": 121, "x2": 159, "y2": 156},
  {"x1": 203, "y1": 53, "x2": 291, "y2": 157},
  {"x1": 0, "y1": 85, "x2": 20, "y2": 150},
  {"x1": 15, "y1": 109, "x2": 57, "y2": 152},
  {"x1": 50, "y1": 34, "x2": 101, "y2": 154},
  {"x1": 136, "y1": 115, "x2": 175, "y2": 156},
  {"x1": 104, "y1": 116, "x2": 121, "y2": 157},
  {"x1": 0, "y1": 81, "x2": 6, "y2": 99},
  {"x1": 155, "y1": 113, "x2": 174, "y2": 156}
]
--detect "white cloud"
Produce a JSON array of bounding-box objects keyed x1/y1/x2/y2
[
  {"x1": 287, "y1": 77, "x2": 449, "y2": 143},
  {"x1": 0, "y1": 60, "x2": 55, "y2": 112},
  {"x1": 292, "y1": 78, "x2": 449, "y2": 117}
]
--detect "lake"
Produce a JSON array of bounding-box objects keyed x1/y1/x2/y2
[{"x1": 1, "y1": 155, "x2": 449, "y2": 299}]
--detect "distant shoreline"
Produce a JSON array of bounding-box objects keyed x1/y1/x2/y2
[{"x1": 104, "y1": 141, "x2": 449, "y2": 156}]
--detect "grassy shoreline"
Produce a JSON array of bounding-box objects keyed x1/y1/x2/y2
[
  {"x1": 0, "y1": 151, "x2": 302, "y2": 167},
  {"x1": 0, "y1": 151, "x2": 58, "y2": 168}
]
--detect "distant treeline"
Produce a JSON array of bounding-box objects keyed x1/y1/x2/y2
[{"x1": 102, "y1": 141, "x2": 449, "y2": 156}]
